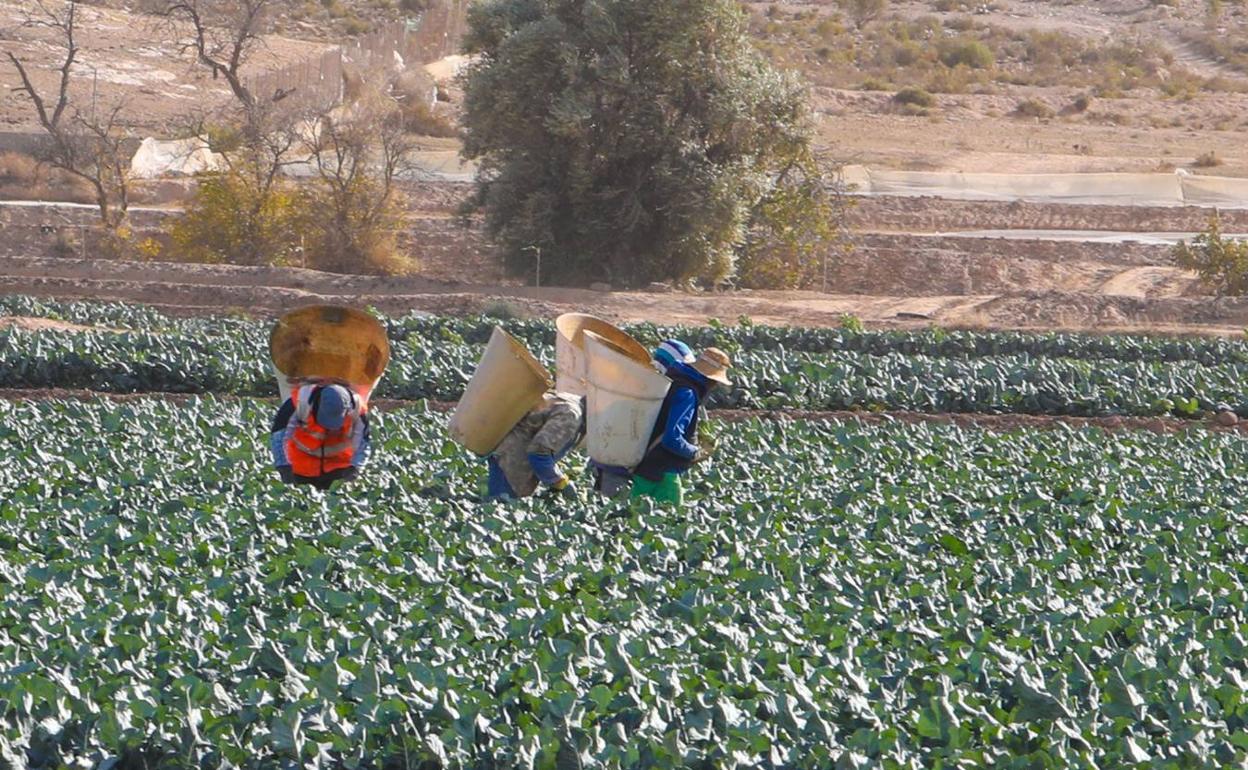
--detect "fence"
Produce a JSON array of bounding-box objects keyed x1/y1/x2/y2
[{"x1": 243, "y1": 0, "x2": 469, "y2": 112}]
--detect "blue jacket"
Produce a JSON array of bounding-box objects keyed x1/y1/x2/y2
[{"x1": 633, "y1": 362, "x2": 709, "y2": 481}]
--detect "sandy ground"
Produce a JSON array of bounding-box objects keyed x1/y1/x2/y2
[
  {"x1": 0, "y1": 1, "x2": 330, "y2": 132},
  {"x1": 2, "y1": 252, "x2": 1246, "y2": 337}
]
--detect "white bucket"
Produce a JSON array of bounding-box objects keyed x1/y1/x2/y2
[
  {"x1": 584, "y1": 330, "x2": 671, "y2": 468},
  {"x1": 555, "y1": 313, "x2": 650, "y2": 397},
  {"x1": 448, "y1": 327, "x2": 553, "y2": 456}
]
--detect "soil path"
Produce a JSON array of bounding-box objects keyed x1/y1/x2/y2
[
  {"x1": 1098, "y1": 266, "x2": 1191, "y2": 299},
  {"x1": 2, "y1": 388, "x2": 1242, "y2": 436}
]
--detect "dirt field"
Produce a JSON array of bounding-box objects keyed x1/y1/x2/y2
[
  {"x1": 5, "y1": 1, "x2": 1248, "y2": 337},
  {"x1": 0, "y1": 1, "x2": 326, "y2": 133}
]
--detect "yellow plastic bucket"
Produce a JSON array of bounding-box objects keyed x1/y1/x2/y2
[
  {"x1": 584, "y1": 329, "x2": 671, "y2": 469},
  {"x1": 270, "y1": 305, "x2": 390, "y2": 403},
  {"x1": 449, "y1": 326, "x2": 554, "y2": 455},
  {"x1": 555, "y1": 313, "x2": 650, "y2": 397}
]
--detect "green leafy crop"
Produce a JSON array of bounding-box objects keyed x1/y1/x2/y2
[
  {"x1": 2, "y1": 297, "x2": 1248, "y2": 418},
  {"x1": 2, "y1": 397, "x2": 1248, "y2": 767}
]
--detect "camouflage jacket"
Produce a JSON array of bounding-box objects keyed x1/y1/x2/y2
[{"x1": 492, "y1": 392, "x2": 585, "y2": 497}]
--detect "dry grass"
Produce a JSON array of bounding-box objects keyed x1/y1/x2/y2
[
  {"x1": 0, "y1": 152, "x2": 96, "y2": 204},
  {"x1": 750, "y1": 6, "x2": 1228, "y2": 96}
]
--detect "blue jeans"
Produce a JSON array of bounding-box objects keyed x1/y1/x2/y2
[{"x1": 487, "y1": 456, "x2": 516, "y2": 500}]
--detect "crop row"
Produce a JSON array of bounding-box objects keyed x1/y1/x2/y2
[
  {"x1": 4, "y1": 294, "x2": 1247, "y2": 366},
  {"x1": 2, "y1": 309, "x2": 1247, "y2": 417},
  {"x1": 2, "y1": 397, "x2": 1247, "y2": 767}
]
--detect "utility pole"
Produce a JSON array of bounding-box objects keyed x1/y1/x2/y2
[{"x1": 524, "y1": 245, "x2": 541, "y2": 287}]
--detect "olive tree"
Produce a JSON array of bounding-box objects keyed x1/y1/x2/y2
[{"x1": 460, "y1": 0, "x2": 837, "y2": 288}]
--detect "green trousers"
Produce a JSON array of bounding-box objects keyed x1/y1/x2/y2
[{"x1": 630, "y1": 473, "x2": 684, "y2": 506}]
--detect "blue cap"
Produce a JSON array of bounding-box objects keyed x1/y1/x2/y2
[
  {"x1": 652, "y1": 339, "x2": 694, "y2": 374},
  {"x1": 315, "y1": 384, "x2": 352, "y2": 430}
]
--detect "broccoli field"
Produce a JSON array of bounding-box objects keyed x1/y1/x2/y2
[
  {"x1": 5, "y1": 295, "x2": 1248, "y2": 418},
  {"x1": 4, "y1": 395, "x2": 1248, "y2": 769}
]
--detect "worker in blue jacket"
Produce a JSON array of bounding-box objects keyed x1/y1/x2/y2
[
  {"x1": 631, "y1": 346, "x2": 732, "y2": 506},
  {"x1": 589, "y1": 339, "x2": 696, "y2": 498}
]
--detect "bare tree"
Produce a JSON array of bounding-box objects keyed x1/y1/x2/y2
[
  {"x1": 164, "y1": 0, "x2": 272, "y2": 114},
  {"x1": 839, "y1": 0, "x2": 887, "y2": 30},
  {"x1": 5, "y1": 0, "x2": 133, "y2": 234},
  {"x1": 305, "y1": 94, "x2": 414, "y2": 273},
  {"x1": 164, "y1": 0, "x2": 314, "y2": 264}
]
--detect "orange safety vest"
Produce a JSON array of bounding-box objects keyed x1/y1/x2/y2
[{"x1": 285, "y1": 383, "x2": 367, "y2": 478}]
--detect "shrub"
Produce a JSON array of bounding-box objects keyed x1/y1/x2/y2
[
  {"x1": 1173, "y1": 213, "x2": 1248, "y2": 296},
  {"x1": 939, "y1": 39, "x2": 994, "y2": 69},
  {"x1": 398, "y1": 99, "x2": 458, "y2": 137},
  {"x1": 342, "y1": 15, "x2": 370, "y2": 34},
  {"x1": 0, "y1": 151, "x2": 38, "y2": 186},
  {"x1": 48, "y1": 230, "x2": 79, "y2": 259},
  {"x1": 168, "y1": 169, "x2": 311, "y2": 266},
  {"x1": 1014, "y1": 98, "x2": 1054, "y2": 119},
  {"x1": 944, "y1": 14, "x2": 975, "y2": 32},
  {"x1": 1069, "y1": 93, "x2": 1093, "y2": 113},
  {"x1": 482, "y1": 299, "x2": 526, "y2": 320},
  {"x1": 0, "y1": 151, "x2": 94, "y2": 203},
  {"x1": 1195, "y1": 150, "x2": 1223, "y2": 168},
  {"x1": 859, "y1": 76, "x2": 892, "y2": 91},
  {"x1": 893, "y1": 86, "x2": 935, "y2": 107}
]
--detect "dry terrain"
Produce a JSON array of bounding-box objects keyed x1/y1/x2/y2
[{"x1": 4, "y1": 0, "x2": 1248, "y2": 336}]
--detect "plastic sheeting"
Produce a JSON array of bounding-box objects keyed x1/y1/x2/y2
[
  {"x1": 129, "y1": 137, "x2": 224, "y2": 179},
  {"x1": 843, "y1": 165, "x2": 1248, "y2": 209}
]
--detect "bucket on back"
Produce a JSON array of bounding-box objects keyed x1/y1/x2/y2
[
  {"x1": 270, "y1": 305, "x2": 390, "y2": 403},
  {"x1": 555, "y1": 313, "x2": 650, "y2": 397},
  {"x1": 584, "y1": 330, "x2": 671, "y2": 468},
  {"x1": 449, "y1": 326, "x2": 554, "y2": 456}
]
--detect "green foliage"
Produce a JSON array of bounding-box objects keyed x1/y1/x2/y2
[
  {"x1": 893, "y1": 86, "x2": 935, "y2": 107},
  {"x1": 938, "y1": 38, "x2": 995, "y2": 69},
  {"x1": 837, "y1": 0, "x2": 886, "y2": 29},
  {"x1": 1173, "y1": 213, "x2": 1248, "y2": 296},
  {"x1": 737, "y1": 157, "x2": 849, "y2": 289},
  {"x1": 170, "y1": 152, "x2": 408, "y2": 275},
  {"x1": 460, "y1": 0, "x2": 829, "y2": 288},
  {"x1": 168, "y1": 167, "x2": 311, "y2": 267},
  {"x1": 1014, "y1": 98, "x2": 1054, "y2": 119},
  {"x1": 6, "y1": 399, "x2": 1248, "y2": 766},
  {"x1": 5, "y1": 297, "x2": 1248, "y2": 418}
]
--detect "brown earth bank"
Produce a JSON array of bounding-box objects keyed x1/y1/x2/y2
[
  {"x1": 2, "y1": 388, "x2": 1244, "y2": 436},
  {"x1": 849, "y1": 197, "x2": 1248, "y2": 233},
  {"x1": 3, "y1": 255, "x2": 1245, "y2": 336}
]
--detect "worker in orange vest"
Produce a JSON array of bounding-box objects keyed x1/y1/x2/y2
[{"x1": 270, "y1": 381, "x2": 371, "y2": 489}]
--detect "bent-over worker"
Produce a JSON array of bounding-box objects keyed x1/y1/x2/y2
[
  {"x1": 590, "y1": 339, "x2": 696, "y2": 498},
  {"x1": 488, "y1": 391, "x2": 586, "y2": 501},
  {"x1": 631, "y1": 347, "x2": 732, "y2": 506},
  {"x1": 271, "y1": 381, "x2": 371, "y2": 489}
]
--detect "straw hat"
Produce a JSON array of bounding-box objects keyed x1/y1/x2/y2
[{"x1": 693, "y1": 347, "x2": 732, "y2": 386}]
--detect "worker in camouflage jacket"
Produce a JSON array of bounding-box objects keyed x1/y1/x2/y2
[{"x1": 487, "y1": 391, "x2": 586, "y2": 500}]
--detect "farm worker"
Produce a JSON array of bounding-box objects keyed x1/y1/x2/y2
[
  {"x1": 487, "y1": 391, "x2": 586, "y2": 501},
  {"x1": 631, "y1": 347, "x2": 732, "y2": 506},
  {"x1": 271, "y1": 381, "x2": 371, "y2": 489},
  {"x1": 589, "y1": 339, "x2": 696, "y2": 498}
]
